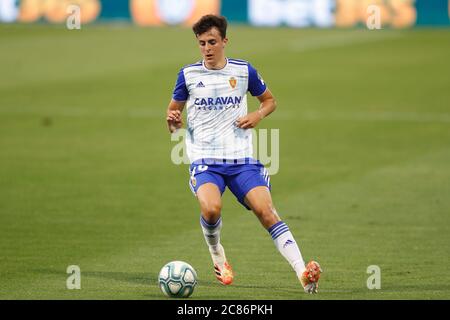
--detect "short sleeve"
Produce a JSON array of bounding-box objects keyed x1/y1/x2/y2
[
  {"x1": 172, "y1": 68, "x2": 189, "y2": 101},
  {"x1": 247, "y1": 63, "x2": 267, "y2": 97}
]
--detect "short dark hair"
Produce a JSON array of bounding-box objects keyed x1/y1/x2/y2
[{"x1": 192, "y1": 15, "x2": 227, "y2": 39}]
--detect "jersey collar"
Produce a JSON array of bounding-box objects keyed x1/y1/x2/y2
[{"x1": 202, "y1": 57, "x2": 228, "y2": 71}]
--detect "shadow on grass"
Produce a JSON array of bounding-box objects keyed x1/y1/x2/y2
[
  {"x1": 35, "y1": 268, "x2": 359, "y2": 299},
  {"x1": 197, "y1": 279, "x2": 316, "y2": 297},
  {"x1": 33, "y1": 268, "x2": 163, "y2": 298},
  {"x1": 34, "y1": 268, "x2": 156, "y2": 285},
  {"x1": 82, "y1": 270, "x2": 156, "y2": 286}
]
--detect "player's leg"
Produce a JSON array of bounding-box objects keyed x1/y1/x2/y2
[
  {"x1": 244, "y1": 186, "x2": 322, "y2": 293},
  {"x1": 197, "y1": 182, "x2": 222, "y2": 225},
  {"x1": 190, "y1": 167, "x2": 233, "y2": 285},
  {"x1": 196, "y1": 183, "x2": 234, "y2": 285},
  {"x1": 243, "y1": 186, "x2": 279, "y2": 228},
  {"x1": 227, "y1": 169, "x2": 307, "y2": 275},
  {"x1": 197, "y1": 183, "x2": 224, "y2": 259},
  {"x1": 226, "y1": 161, "x2": 322, "y2": 293},
  {"x1": 244, "y1": 186, "x2": 306, "y2": 275}
]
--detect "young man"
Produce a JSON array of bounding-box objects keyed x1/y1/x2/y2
[{"x1": 166, "y1": 15, "x2": 322, "y2": 294}]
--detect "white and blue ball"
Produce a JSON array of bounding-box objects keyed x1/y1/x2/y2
[{"x1": 158, "y1": 261, "x2": 198, "y2": 298}]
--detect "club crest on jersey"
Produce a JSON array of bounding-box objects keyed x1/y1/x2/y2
[
  {"x1": 191, "y1": 176, "x2": 197, "y2": 187},
  {"x1": 229, "y1": 77, "x2": 237, "y2": 89}
]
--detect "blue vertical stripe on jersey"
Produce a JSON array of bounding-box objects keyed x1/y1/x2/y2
[
  {"x1": 172, "y1": 68, "x2": 189, "y2": 101},
  {"x1": 247, "y1": 63, "x2": 267, "y2": 96}
]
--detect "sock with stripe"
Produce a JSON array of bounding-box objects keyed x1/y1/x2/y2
[
  {"x1": 268, "y1": 221, "x2": 306, "y2": 278},
  {"x1": 200, "y1": 215, "x2": 226, "y2": 268}
]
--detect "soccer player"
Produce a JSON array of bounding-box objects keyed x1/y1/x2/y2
[{"x1": 166, "y1": 15, "x2": 322, "y2": 293}]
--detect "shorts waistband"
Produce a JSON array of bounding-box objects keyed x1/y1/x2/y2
[{"x1": 191, "y1": 158, "x2": 260, "y2": 165}]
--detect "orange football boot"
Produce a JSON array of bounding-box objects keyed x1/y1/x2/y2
[
  {"x1": 300, "y1": 261, "x2": 323, "y2": 294},
  {"x1": 214, "y1": 261, "x2": 234, "y2": 285}
]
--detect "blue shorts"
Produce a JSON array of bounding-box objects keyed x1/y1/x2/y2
[{"x1": 189, "y1": 158, "x2": 271, "y2": 210}]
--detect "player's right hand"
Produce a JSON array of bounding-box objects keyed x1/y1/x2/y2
[{"x1": 166, "y1": 109, "x2": 183, "y2": 133}]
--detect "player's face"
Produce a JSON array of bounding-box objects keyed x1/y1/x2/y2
[{"x1": 197, "y1": 27, "x2": 228, "y2": 67}]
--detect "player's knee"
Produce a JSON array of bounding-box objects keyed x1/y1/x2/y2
[{"x1": 201, "y1": 201, "x2": 222, "y2": 221}]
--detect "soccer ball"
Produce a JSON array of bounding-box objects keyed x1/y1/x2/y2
[{"x1": 158, "y1": 261, "x2": 198, "y2": 298}]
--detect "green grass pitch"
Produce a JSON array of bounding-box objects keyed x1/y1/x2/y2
[{"x1": 0, "y1": 24, "x2": 449, "y2": 299}]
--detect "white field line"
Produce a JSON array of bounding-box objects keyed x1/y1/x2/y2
[
  {"x1": 0, "y1": 106, "x2": 164, "y2": 118},
  {"x1": 275, "y1": 110, "x2": 450, "y2": 123},
  {"x1": 1, "y1": 106, "x2": 449, "y2": 124}
]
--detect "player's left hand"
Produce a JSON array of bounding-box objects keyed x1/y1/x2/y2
[{"x1": 235, "y1": 111, "x2": 262, "y2": 129}]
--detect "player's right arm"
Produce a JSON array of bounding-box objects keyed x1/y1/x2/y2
[{"x1": 166, "y1": 99, "x2": 185, "y2": 133}]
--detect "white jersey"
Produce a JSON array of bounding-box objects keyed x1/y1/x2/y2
[{"x1": 172, "y1": 58, "x2": 267, "y2": 163}]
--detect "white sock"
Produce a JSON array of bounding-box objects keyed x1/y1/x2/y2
[
  {"x1": 200, "y1": 216, "x2": 226, "y2": 268},
  {"x1": 268, "y1": 221, "x2": 306, "y2": 278}
]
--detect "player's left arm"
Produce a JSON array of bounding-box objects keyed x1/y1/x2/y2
[{"x1": 236, "y1": 89, "x2": 277, "y2": 129}]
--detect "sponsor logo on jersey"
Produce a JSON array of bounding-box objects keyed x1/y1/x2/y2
[
  {"x1": 194, "y1": 96, "x2": 242, "y2": 106},
  {"x1": 196, "y1": 81, "x2": 205, "y2": 88}
]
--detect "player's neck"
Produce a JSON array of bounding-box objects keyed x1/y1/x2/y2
[{"x1": 204, "y1": 56, "x2": 227, "y2": 70}]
